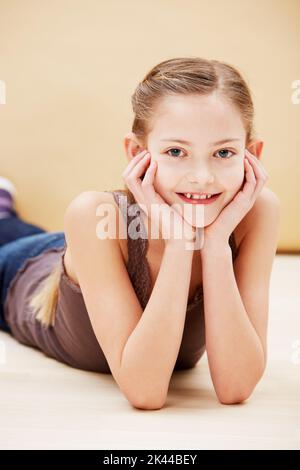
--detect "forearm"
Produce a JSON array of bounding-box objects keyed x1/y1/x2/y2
[
  {"x1": 121, "y1": 240, "x2": 193, "y2": 406},
  {"x1": 201, "y1": 242, "x2": 265, "y2": 404}
]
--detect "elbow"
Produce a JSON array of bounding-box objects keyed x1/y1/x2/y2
[
  {"x1": 217, "y1": 365, "x2": 265, "y2": 405},
  {"x1": 130, "y1": 394, "x2": 167, "y2": 410},
  {"x1": 119, "y1": 360, "x2": 171, "y2": 410},
  {"x1": 217, "y1": 384, "x2": 256, "y2": 405},
  {"x1": 122, "y1": 376, "x2": 168, "y2": 411},
  {"x1": 218, "y1": 390, "x2": 251, "y2": 405},
  {"x1": 120, "y1": 373, "x2": 167, "y2": 410},
  {"x1": 131, "y1": 400, "x2": 166, "y2": 411},
  {"x1": 129, "y1": 392, "x2": 167, "y2": 411}
]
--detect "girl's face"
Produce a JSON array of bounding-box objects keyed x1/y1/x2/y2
[{"x1": 144, "y1": 92, "x2": 247, "y2": 227}]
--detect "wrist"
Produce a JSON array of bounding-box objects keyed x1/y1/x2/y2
[
  {"x1": 201, "y1": 237, "x2": 231, "y2": 258},
  {"x1": 164, "y1": 237, "x2": 195, "y2": 254}
]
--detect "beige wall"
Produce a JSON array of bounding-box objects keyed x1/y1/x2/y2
[{"x1": 0, "y1": 0, "x2": 299, "y2": 250}]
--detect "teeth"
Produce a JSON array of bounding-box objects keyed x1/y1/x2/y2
[{"x1": 183, "y1": 193, "x2": 212, "y2": 200}]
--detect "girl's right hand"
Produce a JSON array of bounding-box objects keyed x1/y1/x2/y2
[{"x1": 122, "y1": 149, "x2": 197, "y2": 246}]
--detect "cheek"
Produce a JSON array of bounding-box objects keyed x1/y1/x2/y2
[
  {"x1": 153, "y1": 164, "x2": 176, "y2": 192},
  {"x1": 224, "y1": 163, "x2": 245, "y2": 190}
]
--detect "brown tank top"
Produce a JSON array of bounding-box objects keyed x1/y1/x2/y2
[{"x1": 3, "y1": 189, "x2": 239, "y2": 373}]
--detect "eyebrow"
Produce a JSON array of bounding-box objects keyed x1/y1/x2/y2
[{"x1": 160, "y1": 138, "x2": 242, "y2": 146}]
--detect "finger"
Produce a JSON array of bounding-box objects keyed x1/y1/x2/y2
[
  {"x1": 140, "y1": 159, "x2": 158, "y2": 217},
  {"x1": 142, "y1": 159, "x2": 157, "y2": 194},
  {"x1": 123, "y1": 152, "x2": 151, "y2": 200},
  {"x1": 242, "y1": 157, "x2": 256, "y2": 199},
  {"x1": 245, "y1": 153, "x2": 260, "y2": 182},
  {"x1": 251, "y1": 168, "x2": 268, "y2": 201},
  {"x1": 245, "y1": 153, "x2": 268, "y2": 178},
  {"x1": 244, "y1": 157, "x2": 266, "y2": 202},
  {"x1": 245, "y1": 151, "x2": 268, "y2": 196},
  {"x1": 128, "y1": 152, "x2": 151, "y2": 184},
  {"x1": 245, "y1": 149, "x2": 268, "y2": 179},
  {"x1": 122, "y1": 150, "x2": 149, "y2": 178},
  {"x1": 124, "y1": 153, "x2": 151, "y2": 185}
]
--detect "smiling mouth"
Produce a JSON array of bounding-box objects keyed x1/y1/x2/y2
[{"x1": 175, "y1": 192, "x2": 222, "y2": 204}]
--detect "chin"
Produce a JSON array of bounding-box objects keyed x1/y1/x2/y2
[
  {"x1": 181, "y1": 204, "x2": 221, "y2": 227},
  {"x1": 189, "y1": 220, "x2": 213, "y2": 229}
]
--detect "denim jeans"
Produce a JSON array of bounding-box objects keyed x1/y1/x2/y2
[{"x1": 0, "y1": 213, "x2": 66, "y2": 332}]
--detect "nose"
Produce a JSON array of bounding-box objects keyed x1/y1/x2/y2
[{"x1": 187, "y1": 165, "x2": 215, "y2": 185}]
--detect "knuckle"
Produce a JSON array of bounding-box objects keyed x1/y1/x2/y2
[{"x1": 127, "y1": 175, "x2": 135, "y2": 184}]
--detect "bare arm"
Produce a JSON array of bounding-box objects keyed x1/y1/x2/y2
[
  {"x1": 200, "y1": 190, "x2": 280, "y2": 405},
  {"x1": 121, "y1": 240, "x2": 194, "y2": 409},
  {"x1": 64, "y1": 190, "x2": 195, "y2": 410},
  {"x1": 201, "y1": 243, "x2": 265, "y2": 405}
]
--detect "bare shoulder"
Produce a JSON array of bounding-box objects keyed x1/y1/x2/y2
[
  {"x1": 244, "y1": 187, "x2": 280, "y2": 230},
  {"x1": 64, "y1": 190, "x2": 117, "y2": 214},
  {"x1": 63, "y1": 189, "x2": 127, "y2": 233},
  {"x1": 252, "y1": 186, "x2": 280, "y2": 209},
  {"x1": 63, "y1": 190, "x2": 128, "y2": 284},
  {"x1": 234, "y1": 187, "x2": 281, "y2": 248}
]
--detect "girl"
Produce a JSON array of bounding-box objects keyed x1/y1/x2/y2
[{"x1": 0, "y1": 57, "x2": 280, "y2": 410}]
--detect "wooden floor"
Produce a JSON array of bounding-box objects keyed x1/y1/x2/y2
[{"x1": 0, "y1": 254, "x2": 299, "y2": 450}]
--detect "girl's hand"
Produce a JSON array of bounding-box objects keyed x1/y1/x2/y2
[
  {"x1": 203, "y1": 149, "x2": 269, "y2": 248},
  {"x1": 122, "y1": 149, "x2": 197, "y2": 246}
]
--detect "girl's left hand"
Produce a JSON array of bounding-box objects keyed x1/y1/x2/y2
[{"x1": 202, "y1": 149, "x2": 269, "y2": 247}]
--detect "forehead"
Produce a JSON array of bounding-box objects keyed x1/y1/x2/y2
[{"x1": 149, "y1": 93, "x2": 246, "y2": 142}]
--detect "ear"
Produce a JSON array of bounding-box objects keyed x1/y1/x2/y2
[
  {"x1": 124, "y1": 132, "x2": 146, "y2": 163},
  {"x1": 246, "y1": 140, "x2": 264, "y2": 160}
]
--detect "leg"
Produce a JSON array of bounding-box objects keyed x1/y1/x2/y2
[
  {"x1": 0, "y1": 214, "x2": 47, "y2": 247},
  {"x1": 0, "y1": 188, "x2": 47, "y2": 247},
  {"x1": 0, "y1": 231, "x2": 66, "y2": 332},
  {"x1": 0, "y1": 183, "x2": 54, "y2": 332}
]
